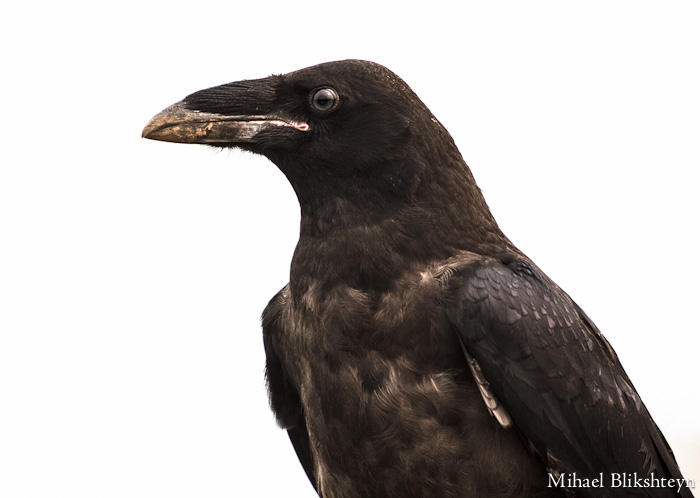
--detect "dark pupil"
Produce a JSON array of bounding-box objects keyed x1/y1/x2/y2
[{"x1": 314, "y1": 89, "x2": 335, "y2": 109}]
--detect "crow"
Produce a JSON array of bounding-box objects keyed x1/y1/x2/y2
[{"x1": 143, "y1": 60, "x2": 693, "y2": 497}]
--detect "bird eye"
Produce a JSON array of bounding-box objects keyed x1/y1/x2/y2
[{"x1": 310, "y1": 88, "x2": 339, "y2": 115}]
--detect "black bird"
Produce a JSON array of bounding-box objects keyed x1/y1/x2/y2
[{"x1": 143, "y1": 60, "x2": 693, "y2": 497}]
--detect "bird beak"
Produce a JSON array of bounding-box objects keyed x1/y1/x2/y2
[{"x1": 142, "y1": 101, "x2": 309, "y2": 144}]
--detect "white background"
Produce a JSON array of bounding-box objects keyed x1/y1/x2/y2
[{"x1": 1, "y1": 1, "x2": 698, "y2": 496}]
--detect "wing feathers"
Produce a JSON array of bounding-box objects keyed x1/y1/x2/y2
[
  {"x1": 458, "y1": 334, "x2": 513, "y2": 428},
  {"x1": 443, "y1": 254, "x2": 691, "y2": 496}
]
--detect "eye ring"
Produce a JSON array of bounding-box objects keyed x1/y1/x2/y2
[{"x1": 309, "y1": 87, "x2": 340, "y2": 116}]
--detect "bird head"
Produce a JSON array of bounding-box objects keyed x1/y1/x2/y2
[{"x1": 143, "y1": 61, "x2": 455, "y2": 202}]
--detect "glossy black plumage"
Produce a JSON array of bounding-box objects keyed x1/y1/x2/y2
[{"x1": 143, "y1": 60, "x2": 693, "y2": 497}]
